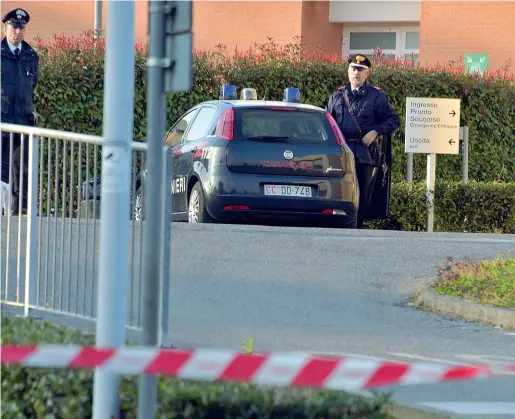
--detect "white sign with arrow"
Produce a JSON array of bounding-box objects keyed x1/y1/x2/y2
[
  {"x1": 404, "y1": 97, "x2": 461, "y2": 155},
  {"x1": 403, "y1": 97, "x2": 462, "y2": 233}
]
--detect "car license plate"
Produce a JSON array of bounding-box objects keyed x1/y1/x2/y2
[{"x1": 264, "y1": 185, "x2": 312, "y2": 197}]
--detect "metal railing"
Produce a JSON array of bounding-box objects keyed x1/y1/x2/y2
[{"x1": 1, "y1": 123, "x2": 172, "y2": 343}]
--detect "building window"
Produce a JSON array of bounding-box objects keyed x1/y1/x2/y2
[
  {"x1": 405, "y1": 31, "x2": 419, "y2": 50},
  {"x1": 349, "y1": 32, "x2": 396, "y2": 50},
  {"x1": 342, "y1": 26, "x2": 420, "y2": 64},
  {"x1": 403, "y1": 31, "x2": 420, "y2": 66}
]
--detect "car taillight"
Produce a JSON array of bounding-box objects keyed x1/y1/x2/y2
[
  {"x1": 322, "y1": 209, "x2": 347, "y2": 215},
  {"x1": 217, "y1": 108, "x2": 234, "y2": 140},
  {"x1": 325, "y1": 112, "x2": 345, "y2": 146}
]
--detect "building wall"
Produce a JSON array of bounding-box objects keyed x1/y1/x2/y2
[
  {"x1": 419, "y1": 1, "x2": 515, "y2": 72},
  {"x1": 301, "y1": 1, "x2": 342, "y2": 55},
  {"x1": 329, "y1": 1, "x2": 421, "y2": 23},
  {"x1": 3, "y1": 1, "x2": 513, "y2": 73},
  {"x1": 1, "y1": 0, "x2": 304, "y2": 52},
  {"x1": 1, "y1": 1, "x2": 97, "y2": 41},
  {"x1": 192, "y1": 1, "x2": 303, "y2": 53},
  {"x1": 1, "y1": 1, "x2": 342, "y2": 55}
]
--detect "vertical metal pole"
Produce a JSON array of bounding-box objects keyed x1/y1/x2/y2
[
  {"x1": 462, "y1": 126, "x2": 469, "y2": 183},
  {"x1": 159, "y1": 148, "x2": 173, "y2": 348},
  {"x1": 24, "y1": 134, "x2": 39, "y2": 316},
  {"x1": 94, "y1": 0, "x2": 102, "y2": 36},
  {"x1": 406, "y1": 152, "x2": 413, "y2": 183},
  {"x1": 426, "y1": 153, "x2": 436, "y2": 233},
  {"x1": 138, "y1": 0, "x2": 167, "y2": 416},
  {"x1": 92, "y1": 1, "x2": 135, "y2": 418}
]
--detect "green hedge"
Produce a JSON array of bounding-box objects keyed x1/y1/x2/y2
[
  {"x1": 1, "y1": 315, "x2": 393, "y2": 418},
  {"x1": 366, "y1": 181, "x2": 515, "y2": 233},
  {"x1": 74, "y1": 180, "x2": 515, "y2": 234},
  {"x1": 31, "y1": 33, "x2": 515, "y2": 185}
]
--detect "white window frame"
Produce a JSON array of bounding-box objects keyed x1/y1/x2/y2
[{"x1": 342, "y1": 25, "x2": 420, "y2": 61}]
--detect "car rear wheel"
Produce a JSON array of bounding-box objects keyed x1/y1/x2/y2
[{"x1": 188, "y1": 182, "x2": 213, "y2": 223}]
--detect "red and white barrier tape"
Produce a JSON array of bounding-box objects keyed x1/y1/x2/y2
[{"x1": 1, "y1": 345, "x2": 513, "y2": 390}]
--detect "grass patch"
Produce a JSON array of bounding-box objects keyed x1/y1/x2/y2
[{"x1": 431, "y1": 255, "x2": 515, "y2": 308}]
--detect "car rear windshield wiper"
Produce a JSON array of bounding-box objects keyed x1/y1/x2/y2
[{"x1": 245, "y1": 136, "x2": 290, "y2": 142}]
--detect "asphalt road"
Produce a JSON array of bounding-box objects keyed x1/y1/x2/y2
[{"x1": 2, "y1": 217, "x2": 515, "y2": 417}]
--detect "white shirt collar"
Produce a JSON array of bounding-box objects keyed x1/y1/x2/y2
[
  {"x1": 352, "y1": 84, "x2": 365, "y2": 95},
  {"x1": 6, "y1": 39, "x2": 22, "y2": 54}
]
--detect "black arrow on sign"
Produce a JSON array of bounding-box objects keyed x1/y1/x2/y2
[
  {"x1": 449, "y1": 139, "x2": 456, "y2": 146},
  {"x1": 449, "y1": 110, "x2": 456, "y2": 117}
]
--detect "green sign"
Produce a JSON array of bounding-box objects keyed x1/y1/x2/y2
[{"x1": 464, "y1": 54, "x2": 488, "y2": 75}]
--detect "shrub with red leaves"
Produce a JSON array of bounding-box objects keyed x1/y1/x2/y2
[{"x1": 32, "y1": 33, "x2": 515, "y2": 183}]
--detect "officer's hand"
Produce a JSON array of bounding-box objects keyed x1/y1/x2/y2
[{"x1": 362, "y1": 130, "x2": 378, "y2": 146}]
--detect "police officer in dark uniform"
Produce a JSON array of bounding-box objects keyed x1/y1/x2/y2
[
  {"x1": 1, "y1": 7, "x2": 39, "y2": 214},
  {"x1": 326, "y1": 54, "x2": 399, "y2": 228}
]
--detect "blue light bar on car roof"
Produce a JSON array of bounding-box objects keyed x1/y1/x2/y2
[
  {"x1": 219, "y1": 84, "x2": 237, "y2": 100},
  {"x1": 283, "y1": 87, "x2": 301, "y2": 103}
]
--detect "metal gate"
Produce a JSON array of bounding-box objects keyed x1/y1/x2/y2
[{"x1": 1, "y1": 123, "x2": 172, "y2": 344}]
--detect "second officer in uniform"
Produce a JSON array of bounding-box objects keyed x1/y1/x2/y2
[
  {"x1": 1, "y1": 7, "x2": 39, "y2": 214},
  {"x1": 326, "y1": 54, "x2": 399, "y2": 228}
]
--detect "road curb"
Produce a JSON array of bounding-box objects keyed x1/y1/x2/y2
[
  {"x1": 386, "y1": 402, "x2": 458, "y2": 419},
  {"x1": 345, "y1": 388, "x2": 456, "y2": 419},
  {"x1": 411, "y1": 278, "x2": 515, "y2": 330}
]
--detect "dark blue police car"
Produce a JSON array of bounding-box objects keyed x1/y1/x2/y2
[{"x1": 127, "y1": 85, "x2": 392, "y2": 228}]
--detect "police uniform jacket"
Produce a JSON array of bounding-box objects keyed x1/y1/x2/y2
[
  {"x1": 1, "y1": 37, "x2": 39, "y2": 183},
  {"x1": 326, "y1": 82, "x2": 399, "y2": 165},
  {"x1": 1, "y1": 37, "x2": 39, "y2": 125}
]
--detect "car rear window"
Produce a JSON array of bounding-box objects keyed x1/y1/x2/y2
[{"x1": 235, "y1": 108, "x2": 334, "y2": 144}]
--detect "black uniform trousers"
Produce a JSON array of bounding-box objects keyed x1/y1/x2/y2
[
  {"x1": 355, "y1": 161, "x2": 374, "y2": 228},
  {"x1": 1, "y1": 129, "x2": 30, "y2": 214},
  {"x1": 13, "y1": 132, "x2": 30, "y2": 213},
  {"x1": 346, "y1": 140, "x2": 376, "y2": 228}
]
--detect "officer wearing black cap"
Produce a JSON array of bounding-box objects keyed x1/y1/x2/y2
[
  {"x1": 1, "y1": 7, "x2": 39, "y2": 214},
  {"x1": 326, "y1": 53, "x2": 399, "y2": 228}
]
